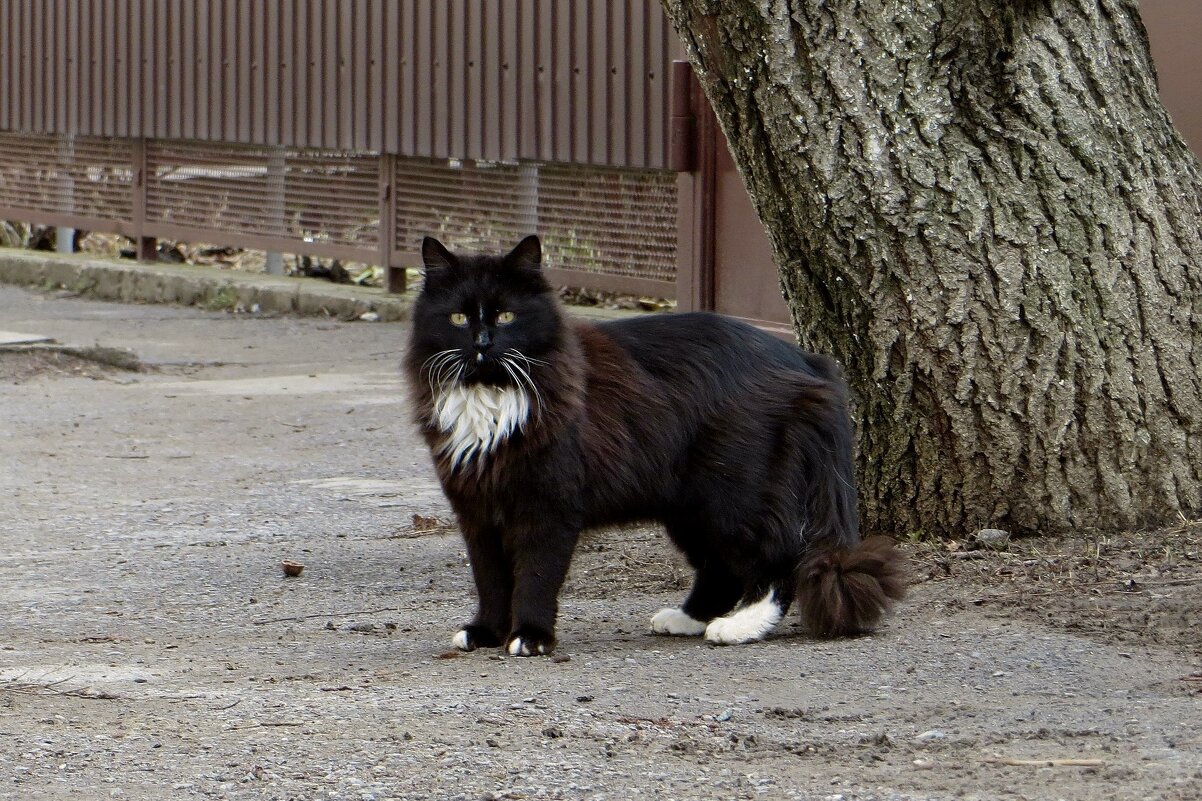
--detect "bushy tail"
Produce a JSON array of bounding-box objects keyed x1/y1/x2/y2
[{"x1": 796, "y1": 536, "x2": 906, "y2": 637}]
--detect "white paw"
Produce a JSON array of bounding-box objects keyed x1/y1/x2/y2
[
  {"x1": 704, "y1": 591, "x2": 782, "y2": 645},
  {"x1": 452, "y1": 629, "x2": 472, "y2": 651},
  {"x1": 506, "y1": 637, "x2": 549, "y2": 657},
  {"x1": 650, "y1": 607, "x2": 708, "y2": 636}
]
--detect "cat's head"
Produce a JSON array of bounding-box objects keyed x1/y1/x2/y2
[{"x1": 408, "y1": 235, "x2": 562, "y2": 390}]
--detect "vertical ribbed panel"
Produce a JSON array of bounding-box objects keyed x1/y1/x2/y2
[{"x1": 0, "y1": 0, "x2": 679, "y2": 168}]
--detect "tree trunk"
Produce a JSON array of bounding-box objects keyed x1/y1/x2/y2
[{"x1": 662, "y1": 0, "x2": 1202, "y2": 537}]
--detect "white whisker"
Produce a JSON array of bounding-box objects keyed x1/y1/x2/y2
[
  {"x1": 421, "y1": 348, "x2": 457, "y2": 375},
  {"x1": 502, "y1": 354, "x2": 544, "y2": 419},
  {"x1": 508, "y1": 350, "x2": 550, "y2": 368},
  {"x1": 498, "y1": 359, "x2": 523, "y2": 413},
  {"x1": 421, "y1": 348, "x2": 464, "y2": 393}
]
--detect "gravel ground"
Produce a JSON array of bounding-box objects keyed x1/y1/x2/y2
[{"x1": 1, "y1": 285, "x2": 1199, "y2": 801}]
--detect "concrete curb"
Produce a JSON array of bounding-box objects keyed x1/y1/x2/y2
[
  {"x1": 0, "y1": 246, "x2": 650, "y2": 323},
  {"x1": 0, "y1": 247, "x2": 412, "y2": 322}
]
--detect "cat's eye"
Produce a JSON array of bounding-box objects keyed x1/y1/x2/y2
[
  {"x1": 496, "y1": 311, "x2": 516, "y2": 325},
  {"x1": 449, "y1": 312, "x2": 469, "y2": 327}
]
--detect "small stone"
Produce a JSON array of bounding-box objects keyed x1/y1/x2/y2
[
  {"x1": 359, "y1": 312, "x2": 380, "y2": 322},
  {"x1": 576, "y1": 695, "x2": 594, "y2": 703},
  {"x1": 716, "y1": 708, "x2": 733, "y2": 722},
  {"x1": 281, "y1": 560, "x2": 305, "y2": 577},
  {"x1": 541, "y1": 725, "x2": 563, "y2": 738},
  {"x1": 974, "y1": 528, "x2": 1011, "y2": 548},
  {"x1": 347, "y1": 622, "x2": 376, "y2": 633},
  {"x1": 916, "y1": 729, "x2": 947, "y2": 742}
]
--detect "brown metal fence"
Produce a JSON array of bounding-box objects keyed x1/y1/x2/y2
[
  {"x1": 390, "y1": 159, "x2": 678, "y2": 294},
  {"x1": 0, "y1": 0, "x2": 675, "y2": 167},
  {"x1": 0, "y1": 131, "x2": 680, "y2": 295},
  {"x1": 145, "y1": 140, "x2": 382, "y2": 260},
  {"x1": 0, "y1": 0, "x2": 684, "y2": 297},
  {"x1": 0, "y1": 131, "x2": 134, "y2": 233}
]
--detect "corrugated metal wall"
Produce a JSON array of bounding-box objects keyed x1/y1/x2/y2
[{"x1": 0, "y1": 0, "x2": 678, "y2": 169}]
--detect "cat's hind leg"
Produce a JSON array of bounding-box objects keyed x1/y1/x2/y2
[
  {"x1": 651, "y1": 559, "x2": 742, "y2": 637},
  {"x1": 704, "y1": 578, "x2": 795, "y2": 645}
]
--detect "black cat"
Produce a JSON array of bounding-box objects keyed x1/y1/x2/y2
[{"x1": 404, "y1": 236, "x2": 904, "y2": 656}]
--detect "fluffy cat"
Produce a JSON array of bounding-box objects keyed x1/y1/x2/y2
[{"x1": 404, "y1": 236, "x2": 905, "y2": 656}]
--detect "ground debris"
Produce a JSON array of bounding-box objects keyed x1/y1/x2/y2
[
  {"x1": 1, "y1": 680, "x2": 119, "y2": 701},
  {"x1": 984, "y1": 757, "x2": 1106, "y2": 768},
  {"x1": 910, "y1": 521, "x2": 1202, "y2": 655}
]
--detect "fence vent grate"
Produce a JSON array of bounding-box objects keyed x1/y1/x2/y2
[
  {"x1": 1, "y1": 133, "x2": 679, "y2": 294},
  {"x1": 146, "y1": 140, "x2": 381, "y2": 252},
  {"x1": 393, "y1": 158, "x2": 678, "y2": 284},
  {"x1": 0, "y1": 132, "x2": 133, "y2": 227}
]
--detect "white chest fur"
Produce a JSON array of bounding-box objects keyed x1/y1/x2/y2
[{"x1": 431, "y1": 383, "x2": 531, "y2": 469}]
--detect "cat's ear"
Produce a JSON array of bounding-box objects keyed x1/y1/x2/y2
[
  {"x1": 504, "y1": 235, "x2": 542, "y2": 272},
  {"x1": 422, "y1": 237, "x2": 457, "y2": 274}
]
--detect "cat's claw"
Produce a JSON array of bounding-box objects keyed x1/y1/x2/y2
[
  {"x1": 506, "y1": 627, "x2": 556, "y2": 656},
  {"x1": 507, "y1": 637, "x2": 543, "y2": 656},
  {"x1": 452, "y1": 625, "x2": 503, "y2": 651},
  {"x1": 650, "y1": 607, "x2": 707, "y2": 636}
]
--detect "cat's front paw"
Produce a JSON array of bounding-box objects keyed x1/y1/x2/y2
[
  {"x1": 650, "y1": 607, "x2": 707, "y2": 636},
  {"x1": 452, "y1": 624, "x2": 503, "y2": 651},
  {"x1": 505, "y1": 625, "x2": 556, "y2": 657}
]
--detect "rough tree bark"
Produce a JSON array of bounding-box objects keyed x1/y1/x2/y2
[{"x1": 662, "y1": 0, "x2": 1202, "y2": 537}]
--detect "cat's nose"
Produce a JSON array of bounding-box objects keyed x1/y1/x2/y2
[{"x1": 475, "y1": 329, "x2": 492, "y2": 351}]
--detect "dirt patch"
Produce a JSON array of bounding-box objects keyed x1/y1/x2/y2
[
  {"x1": 909, "y1": 520, "x2": 1202, "y2": 661},
  {"x1": 0, "y1": 344, "x2": 145, "y2": 383},
  {"x1": 0, "y1": 349, "x2": 116, "y2": 383}
]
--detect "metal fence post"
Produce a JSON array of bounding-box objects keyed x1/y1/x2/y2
[
  {"x1": 380, "y1": 153, "x2": 404, "y2": 292},
  {"x1": 264, "y1": 146, "x2": 286, "y2": 275},
  {"x1": 56, "y1": 134, "x2": 76, "y2": 253},
  {"x1": 672, "y1": 62, "x2": 714, "y2": 313},
  {"x1": 518, "y1": 162, "x2": 539, "y2": 236},
  {"x1": 131, "y1": 138, "x2": 156, "y2": 261}
]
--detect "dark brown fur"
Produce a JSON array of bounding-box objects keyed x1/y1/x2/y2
[{"x1": 797, "y1": 536, "x2": 907, "y2": 636}]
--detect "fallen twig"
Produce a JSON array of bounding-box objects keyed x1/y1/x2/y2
[
  {"x1": 251, "y1": 607, "x2": 400, "y2": 625},
  {"x1": 1143, "y1": 576, "x2": 1202, "y2": 587},
  {"x1": 2, "y1": 682, "x2": 119, "y2": 700},
  {"x1": 984, "y1": 757, "x2": 1104, "y2": 768}
]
